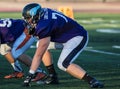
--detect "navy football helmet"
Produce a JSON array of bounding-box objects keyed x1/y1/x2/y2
[
  {"x1": 22, "y1": 3, "x2": 43, "y2": 34},
  {"x1": 22, "y1": 3, "x2": 43, "y2": 24}
]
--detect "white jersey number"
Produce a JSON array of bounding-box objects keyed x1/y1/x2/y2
[
  {"x1": 0, "y1": 18, "x2": 12, "y2": 28},
  {"x1": 52, "y1": 12, "x2": 68, "y2": 22}
]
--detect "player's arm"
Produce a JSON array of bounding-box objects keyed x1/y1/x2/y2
[
  {"x1": 23, "y1": 36, "x2": 50, "y2": 87},
  {"x1": 30, "y1": 36, "x2": 50, "y2": 72}
]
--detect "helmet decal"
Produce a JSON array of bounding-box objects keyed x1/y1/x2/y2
[{"x1": 29, "y1": 6, "x2": 40, "y2": 16}]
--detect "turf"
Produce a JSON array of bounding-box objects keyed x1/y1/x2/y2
[{"x1": 0, "y1": 12, "x2": 120, "y2": 89}]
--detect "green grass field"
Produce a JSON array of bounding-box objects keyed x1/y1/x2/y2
[{"x1": 0, "y1": 12, "x2": 120, "y2": 89}]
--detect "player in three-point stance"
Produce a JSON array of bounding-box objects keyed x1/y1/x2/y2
[{"x1": 22, "y1": 3, "x2": 104, "y2": 88}]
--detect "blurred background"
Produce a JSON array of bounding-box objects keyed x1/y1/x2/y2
[{"x1": 0, "y1": 0, "x2": 120, "y2": 13}]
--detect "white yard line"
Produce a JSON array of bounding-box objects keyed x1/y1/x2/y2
[
  {"x1": 112, "y1": 45, "x2": 120, "y2": 49},
  {"x1": 85, "y1": 49, "x2": 120, "y2": 56},
  {"x1": 96, "y1": 29, "x2": 120, "y2": 33}
]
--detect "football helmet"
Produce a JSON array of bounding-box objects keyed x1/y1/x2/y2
[
  {"x1": 22, "y1": 3, "x2": 43, "y2": 35},
  {"x1": 22, "y1": 3, "x2": 43, "y2": 24}
]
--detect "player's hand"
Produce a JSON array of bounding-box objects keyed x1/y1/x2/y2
[{"x1": 23, "y1": 73, "x2": 34, "y2": 87}]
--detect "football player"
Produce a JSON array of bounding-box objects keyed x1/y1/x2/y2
[
  {"x1": 22, "y1": 3, "x2": 104, "y2": 88},
  {"x1": 0, "y1": 18, "x2": 46, "y2": 81}
]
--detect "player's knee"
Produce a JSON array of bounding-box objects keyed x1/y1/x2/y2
[
  {"x1": 0, "y1": 51, "x2": 7, "y2": 55},
  {"x1": 57, "y1": 62, "x2": 68, "y2": 71},
  {"x1": 0, "y1": 49, "x2": 7, "y2": 55},
  {"x1": 0, "y1": 44, "x2": 11, "y2": 55}
]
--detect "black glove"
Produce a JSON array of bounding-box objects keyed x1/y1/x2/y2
[{"x1": 23, "y1": 73, "x2": 34, "y2": 87}]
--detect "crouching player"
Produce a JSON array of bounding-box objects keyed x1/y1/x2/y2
[
  {"x1": 0, "y1": 18, "x2": 46, "y2": 81},
  {"x1": 22, "y1": 3, "x2": 104, "y2": 88}
]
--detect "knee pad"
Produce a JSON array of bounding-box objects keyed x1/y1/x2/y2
[{"x1": 0, "y1": 44, "x2": 11, "y2": 55}]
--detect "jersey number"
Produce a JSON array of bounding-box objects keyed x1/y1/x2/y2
[
  {"x1": 0, "y1": 19, "x2": 12, "y2": 27},
  {"x1": 52, "y1": 12, "x2": 68, "y2": 22}
]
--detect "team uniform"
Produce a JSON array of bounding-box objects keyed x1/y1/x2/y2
[
  {"x1": 0, "y1": 18, "x2": 35, "y2": 59},
  {"x1": 0, "y1": 18, "x2": 34, "y2": 57},
  {"x1": 33, "y1": 8, "x2": 88, "y2": 71}
]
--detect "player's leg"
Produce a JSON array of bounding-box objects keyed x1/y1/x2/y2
[
  {"x1": 57, "y1": 36, "x2": 104, "y2": 88},
  {"x1": 42, "y1": 50, "x2": 59, "y2": 84},
  {"x1": 38, "y1": 41, "x2": 58, "y2": 84},
  {"x1": 17, "y1": 54, "x2": 32, "y2": 67}
]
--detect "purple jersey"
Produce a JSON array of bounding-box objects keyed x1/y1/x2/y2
[
  {"x1": 34, "y1": 8, "x2": 87, "y2": 43},
  {"x1": 0, "y1": 19, "x2": 25, "y2": 44}
]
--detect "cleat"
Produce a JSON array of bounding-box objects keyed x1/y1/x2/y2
[
  {"x1": 4, "y1": 71, "x2": 24, "y2": 79},
  {"x1": 23, "y1": 73, "x2": 35, "y2": 87},
  {"x1": 31, "y1": 72, "x2": 47, "y2": 82},
  {"x1": 44, "y1": 74, "x2": 59, "y2": 84},
  {"x1": 23, "y1": 75, "x2": 32, "y2": 87},
  {"x1": 90, "y1": 79, "x2": 104, "y2": 88}
]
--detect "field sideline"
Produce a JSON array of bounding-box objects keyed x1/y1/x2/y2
[{"x1": 0, "y1": 12, "x2": 120, "y2": 89}]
